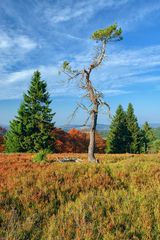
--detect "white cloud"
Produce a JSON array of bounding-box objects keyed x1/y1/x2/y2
[
  {"x1": 49, "y1": 8, "x2": 85, "y2": 24},
  {"x1": 0, "y1": 33, "x2": 12, "y2": 49},
  {"x1": 0, "y1": 0, "x2": 160, "y2": 101},
  {"x1": 103, "y1": 89, "x2": 131, "y2": 96},
  {"x1": 0, "y1": 32, "x2": 37, "y2": 50},
  {"x1": 14, "y1": 36, "x2": 37, "y2": 50},
  {"x1": 0, "y1": 31, "x2": 39, "y2": 80},
  {"x1": 5, "y1": 41, "x2": 160, "y2": 98},
  {"x1": 2, "y1": 65, "x2": 58, "y2": 84},
  {"x1": 120, "y1": 1, "x2": 160, "y2": 31},
  {"x1": 66, "y1": 43, "x2": 160, "y2": 93},
  {"x1": 1, "y1": 43, "x2": 160, "y2": 100},
  {"x1": 42, "y1": 0, "x2": 160, "y2": 37},
  {"x1": 0, "y1": 65, "x2": 62, "y2": 99},
  {"x1": 98, "y1": 45, "x2": 160, "y2": 89},
  {"x1": 108, "y1": 45, "x2": 160, "y2": 68},
  {"x1": 44, "y1": 0, "x2": 130, "y2": 24},
  {"x1": 6, "y1": 69, "x2": 35, "y2": 83}
]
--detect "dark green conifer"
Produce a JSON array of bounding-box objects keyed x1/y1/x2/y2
[
  {"x1": 106, "y1": 105, "x2": 130, "y2": 153},
  {"x1": 141, "y1": 122, "x2": 155, "y2": 153},
  {"x1": 126, "y1": 103, "x2": 141, "y2": 153},
  {"x1": 5, "y1": 71, "x2": 55, "y2": 152},
  {"x1": 5, "y1": 103, "x2": 27, "y2": 152}
]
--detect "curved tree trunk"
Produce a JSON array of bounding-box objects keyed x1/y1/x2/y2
[
  {"x1": 88, "y1": 106, "x2": 98, "y2": 162},
  {"x1": 62, "y1": 25, "x2": 122, "y2": 162}
]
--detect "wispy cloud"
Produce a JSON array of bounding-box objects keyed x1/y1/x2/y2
[
  {"x1": 120, "y1": 1, "x2": 160, "y2": 30},
  {"x1": 1, "y1": 42, "x2": 160, "y2": 100},
  {"x1": 0, "y1": 32, "x2": 37, "y2": 50},
  {"x1": 103, "y1": 89, "x2": 131, "y2": 96},
  {"x1": 0, "y1": 30, "x2": 39, "y2": 81},
  {"x1": 67, "y1": 43, "x2": 160, "y2": 93},
  {"x1": 95, "y1": 44, "x2": 160, "y2": 90},
  {"x1": 0, "y1": 65, "x2": 69, "y2": 100},
  {"x1": 0, "y1": 0, "x2": 160, "y2": 101},
  {"x1": 14, "y1": 36, "x2": 37, "y2": 50},
  {"x1": 44, "y1": 0, "x2": 130, "y2": 24},
  {"x1": 6, "y1": 69, "x2": 35, "y2": 84},
  {"x1": 108, "y1": 45, "x2": 160, "y2": 68}
]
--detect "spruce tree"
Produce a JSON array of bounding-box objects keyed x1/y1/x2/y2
[
  {"x1": 126, "y1": 103, "x2": 141, "y2": 153},
  {"x1": 5, "y1": 71, "x2": 55, "y2": 153},
  {"x1": 106, "y1": 105, "x2": 130, "y2": 153},
  {"x1": 5, "y1": 103, "x2": 27, "y2": 152},
  {"x1": 141, "y1": 122, "x2": 155, "y2": 153}
]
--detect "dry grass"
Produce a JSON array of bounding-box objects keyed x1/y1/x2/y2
[{"x1": 0, "y1": 153, "x2": 160, "y2": 239}]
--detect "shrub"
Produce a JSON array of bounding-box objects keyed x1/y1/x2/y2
[{"x1": 32, "y1": 150, "x2": 48, "y2": 163}]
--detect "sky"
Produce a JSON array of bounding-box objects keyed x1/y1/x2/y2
[{"x1": 0, "y1": 0, "x2": 160, "y2": 126}]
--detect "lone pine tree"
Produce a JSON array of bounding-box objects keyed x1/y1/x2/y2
[
  {"x1": 62, "y1": 24, "x2": 122, "y2": 162},
  {"x1": 106, "y1": 105, "x2": 130, "y2": 153},
  {"x1": 5, "y1": 71, "x2": 55, "y2": 153}
]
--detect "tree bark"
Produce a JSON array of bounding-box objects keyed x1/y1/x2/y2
[{"x1": 88, "y1": 105, "x2": 98, "y2": 162}]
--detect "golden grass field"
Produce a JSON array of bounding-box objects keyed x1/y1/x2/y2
[{"x1": 0, "y1": 153, "x2": 160, "y2": 239}]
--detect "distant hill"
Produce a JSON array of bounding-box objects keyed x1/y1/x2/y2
[
  {"x1": 60, "y1": 123, "x2": 160, "y2": 131},
  {"x1": 0, "y1": 124, "x2": 9, "y2": 130},
  {"x1": 149, "y1": 123, "x2": 160, "y2": 128},
  {"x1": 59, "y1": 123, "x2": 160, "y2": 140},
  {"x1": 1, "y1": 123, "x2": 160, "y2": 134},
  {"x1": 59, "y1": 124, "x2": 110, "y2": 132}
]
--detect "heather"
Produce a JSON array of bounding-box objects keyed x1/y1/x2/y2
[{"x1": 0, "y1": 153, "x2": 160, "y2": 239}]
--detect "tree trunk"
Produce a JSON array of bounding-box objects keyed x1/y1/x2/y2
[{"x1": 88, "y1": 106, "x2": 98, "y2": 162}]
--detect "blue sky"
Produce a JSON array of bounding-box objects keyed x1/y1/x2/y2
[{"x1": 0, "y1": 0, "x2": 160, "y2": 126}]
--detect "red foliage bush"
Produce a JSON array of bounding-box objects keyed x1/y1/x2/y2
[
  {"x1": 53, "y1": 128, "x2": 73, "y2": 153},
  {"x1": 53, "y1": 128, "x2": 106, "y2": 153}
]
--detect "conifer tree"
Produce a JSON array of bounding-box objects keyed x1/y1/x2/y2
[
  {"x1": 5, "y1": 103, "x2": 27, "y2": 152},
  {"x1": 126, "y1": 103, "x2": 141, "y2": 153},
  {"x1": 106, "y1": 105, "x2": 130, "y2": 153},
  {"x1": 141, "y1": 122, "x2": 155, "y2": 153},
  {"x1": 5, "y1": 71, "x2": 55, "y2": 153}
]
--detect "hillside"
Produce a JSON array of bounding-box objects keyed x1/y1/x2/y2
[
  {"x1": 0, "y1": 153, "x2": 160, "y2": 239},
  {"x1": 60, "y1": 123, "x2": 160, "y2": 132},
  {"x1": 60, "y1": 124, "x2": 110, "y2": 132}
]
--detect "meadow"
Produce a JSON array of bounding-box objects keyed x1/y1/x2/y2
[{"x1": 0, "y1": 153, "x2": 160, "y2": 240}]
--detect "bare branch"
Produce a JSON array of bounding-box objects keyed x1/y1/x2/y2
[
  {"x1": 83, "y1": 115, "x2": 90, "y2": 126},
  {"x1": 77, "y1": 103, "x2": 90, "y2": 113},
  {"x1": 62, "y1": 70, "x2": 82, "y2": 82},
  {"x1": 67, "y1": 102, "x2": 90, "y2": 124},
  {"x1": 81, "y1": 93, "x2": 90, "y2": 98},
  {"x1": 99, "y1": 99, "x2": 111, "y2": 118},
  {"x1": 88, "y1": 40, "x2": 106, "y2": 73},
  {"x1": 67, "y1": 104, "x2": 80, "y2": 123}
]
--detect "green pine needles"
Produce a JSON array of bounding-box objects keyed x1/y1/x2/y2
[
  {"x1": 91, "y1": 23, "x2": 122, "y2": 42},
  {"x1": 106, "y1": 105, "x2": 131, "y2": 153},
  {"x1": 126, "y1": 103, "x2": 141, "y2": 153},
  {"x1": 106, "y1": 103, "x2": 155, "y2": 154},
  {"x1": 5, "y1": 71, "x2": 55, "y2": 153}
]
